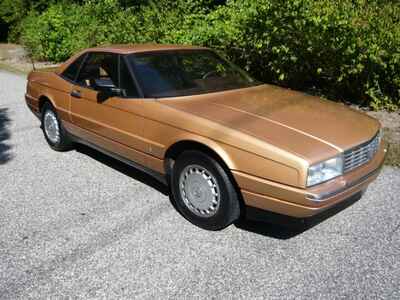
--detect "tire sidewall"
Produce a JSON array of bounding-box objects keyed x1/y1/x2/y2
[
  {"x1": 41, "y1": 102, "x2": 71, "y2": 151},
  {"x1": 171, "y1": 151, "x2": 240, "y2": 230}
]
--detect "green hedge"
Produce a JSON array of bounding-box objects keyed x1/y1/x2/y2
[{"x1": 19, "y1": 0, "x2": 400, "y2": 110}]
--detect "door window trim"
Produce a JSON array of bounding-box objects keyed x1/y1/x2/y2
[
  {"x1": 60, "y1": 53, "x2": 88, "y2": 84},
  {"x1": 121, "y1": 54, "x2": 144, "y2": 98},
  {"x1": 74, "y1": 51, "x2": 119, "y2": 91},
  {"x1": 63, "y1": 51, "x2": 144, "y2": 99}
]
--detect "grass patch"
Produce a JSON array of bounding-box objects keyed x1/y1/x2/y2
[
  {"x1": 384, "y1": 141, "x2": 400, "y2": 168},
  {"x1": 0, "y1": 61, "x2": 28, "y2": 75},
  {"x1": 383, "y1": 128, "x2": 400, "y2": 168}
]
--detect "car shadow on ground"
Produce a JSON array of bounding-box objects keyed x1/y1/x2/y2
[
  {"x1": 75, "y1": 143, "x2": 361, "y2": 240},
  {"x1": 235, "y1": 192, "x2": 361, "y2": 239},
  {"x1": 0, "y1": 107, "x2": 12, "y2": 164},
  {"x1": 75, "y1": 144, "x2": 169, "y2": 196}
]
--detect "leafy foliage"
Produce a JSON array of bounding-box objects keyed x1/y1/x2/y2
[
  {"x1": 11, "y1": 0, "x2": 400, "y2": 109},
  {"x1": 0, "y1": 0, "x2": 83, "y2": 40}
]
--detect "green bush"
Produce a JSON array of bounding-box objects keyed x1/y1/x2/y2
[
  {"x1": 19, "y1": 0, "x2": 400, "y2": 110},
  {"x1": 0, "y1": 0, "x2": 84, "y2": 41},
  {"x1": 20, "y1": 0, "x2": 211, "y2": 59}
]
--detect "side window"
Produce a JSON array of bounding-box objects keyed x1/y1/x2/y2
[
  {"x1": 62, "y1": 54, "x2": 86, "y2": 81},
  {"x1": 119, "y1": 57, "x2": 139, "y2": 98},
  {"x1": 76, "y1": 52, "x2": 119, "y2": 91}
]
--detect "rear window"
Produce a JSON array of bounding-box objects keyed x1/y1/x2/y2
[{"x1": 62, "y1": 54, "x2": 86, "y2": 81}]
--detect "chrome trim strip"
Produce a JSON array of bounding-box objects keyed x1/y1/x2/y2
[{"x1": 69, "y1": 133, "x2": 167, "y2": 185}]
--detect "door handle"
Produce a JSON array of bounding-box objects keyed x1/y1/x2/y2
[{"x1": 70, "y1": 90, "x2": 81, "y2": 98}]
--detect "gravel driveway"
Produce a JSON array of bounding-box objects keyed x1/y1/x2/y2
[{"x1": 0, "y1": 70, "x2": 399, "y2": 299}]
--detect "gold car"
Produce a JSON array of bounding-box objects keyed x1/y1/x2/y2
[{"x1": 25, "y1": 44, "x2": 387, "y2": 230}]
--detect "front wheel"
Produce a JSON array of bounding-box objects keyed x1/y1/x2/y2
[
  {"x1": 41, "y1": 102, "x2": 73, "y2": 151},
  {"x1": 170, "y1": 150, "x2": 241, "y2": 230}
]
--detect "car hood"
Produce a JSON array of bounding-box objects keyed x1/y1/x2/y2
[{"x1": 159, "y1": 84, "x2": 380, "y2": 162}]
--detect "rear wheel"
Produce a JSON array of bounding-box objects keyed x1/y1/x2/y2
[
  {"x1": 41, "y1": 102, "x2": 73, "y2": 151},
  {"x1": 170, "y1": 150, "x2": 240, "y2": 230}
]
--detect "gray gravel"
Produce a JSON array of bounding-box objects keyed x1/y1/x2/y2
[{"x1": 0, "y1": 70, "x2": 399, "y2": 299}]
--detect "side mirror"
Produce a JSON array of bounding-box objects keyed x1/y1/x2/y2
[{"x1": 97, "y1": 87, "x2": 124, "y2": 102}]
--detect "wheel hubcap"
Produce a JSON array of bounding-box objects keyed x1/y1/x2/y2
[
  {"x1": 179, "y1": 165, "x2": 220, "y2": 217},
  {"x1": 44, "y1": 110, "x2": 60, "y2": 144}
]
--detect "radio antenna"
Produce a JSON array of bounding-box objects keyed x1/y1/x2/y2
[
  {"x1": 25, "y1": 47, "x2": 36, "y2": 71},
  {"x1": 30, "y1": 55, "x2": 36, "y2": 71}
]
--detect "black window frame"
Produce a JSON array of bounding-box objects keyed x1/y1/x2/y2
[
  {"x1": 118, "y1": 54, "x2": 146, "y2": 99},
  {"x1": 75, "y1": 51, "x2": 119, "y2": 91},
  {"x1": 60, "y1": 53, "x2": 88, "y2": 83},
  {"x1": 61, "y1": 51, "x2": 143, "y2": 99},
  {"x1": 119, "y1": 54, "x2": 143, "y2": 98}
]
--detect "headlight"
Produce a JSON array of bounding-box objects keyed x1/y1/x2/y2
[{"x1": 307, "y1": 155, "x2": 343, "y2": 187}]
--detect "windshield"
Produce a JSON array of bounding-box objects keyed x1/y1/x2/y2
[{"x1": 127, "y1": 50, "x2": 261, "y2": 98}]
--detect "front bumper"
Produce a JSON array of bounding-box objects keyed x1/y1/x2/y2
[{"x1": 234, "y1": 143, "x2": 387, "y2": 218}]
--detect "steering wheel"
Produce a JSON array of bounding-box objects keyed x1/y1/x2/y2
[{"x1": 202, "y1": 70, "x2": 218, "y2": 79}]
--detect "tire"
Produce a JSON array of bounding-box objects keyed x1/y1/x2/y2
[
  {"x1": 41, "y1": 102, "x2": 73, "y2": 151},
  {"x1": 170, "y1": 150, "x2": 241, "y2": 230}
]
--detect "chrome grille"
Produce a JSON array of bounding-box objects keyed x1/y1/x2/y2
[{"x1": 343, "y1": 132, "x2": 380, "y2": 173}]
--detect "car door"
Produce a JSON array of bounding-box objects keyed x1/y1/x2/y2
[{"x1": 70, "y1": 52, "x2": 149, "y2": 166}]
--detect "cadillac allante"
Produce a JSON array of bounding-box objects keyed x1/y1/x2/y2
[{"x1": 25, "y1": 44, "x2": 387, "y2": 230}]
